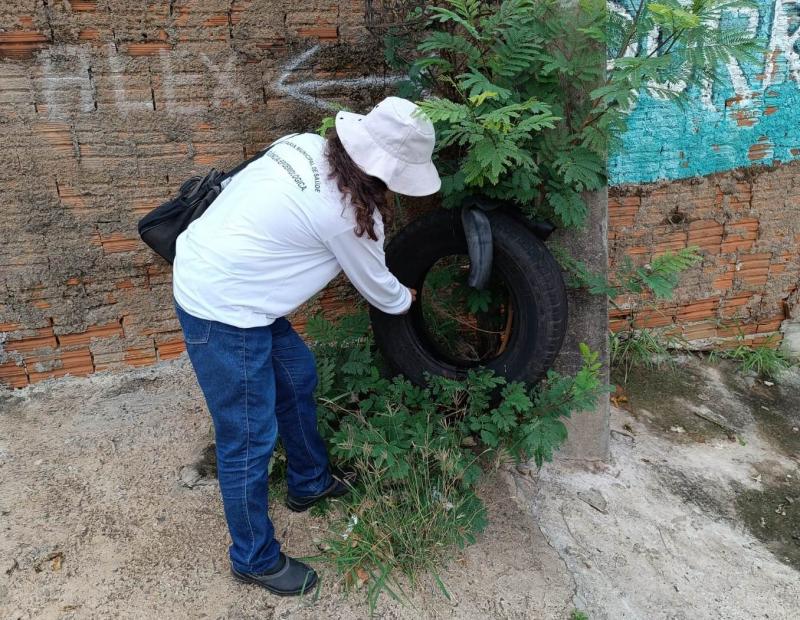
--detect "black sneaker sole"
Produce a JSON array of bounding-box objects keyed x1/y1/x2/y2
[
  {"x1": 285, "y1": 492, "x2": 344, "y2": 513},
  {"x1": 286, "y1": 480, "x2": 351, "y2": 513},
  {"x1": 231, "y1": 567, "x2": 318, "y2": 596}
]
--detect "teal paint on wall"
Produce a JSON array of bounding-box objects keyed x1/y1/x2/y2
[{"x1": 609, "y1": 0, "x2": 800, "y2": 185}]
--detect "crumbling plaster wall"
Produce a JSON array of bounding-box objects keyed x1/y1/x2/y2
[
  {"x1": 0, "y1": 0, "x2": 394, "y2": 387},
  {"x1": 608, "y1": 163, "x2": 800, "y2": 352},
  {"x1": 608, "y1": 0, "x2": 800, "y2": 356}
]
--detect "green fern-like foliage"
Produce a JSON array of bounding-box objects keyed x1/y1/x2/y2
[
  {"x1": 554, "y1": 245, "x2": 703, "y2": 302},
  {"x1": 398, "y1": 0, "x2": 759, "y2": 228}
]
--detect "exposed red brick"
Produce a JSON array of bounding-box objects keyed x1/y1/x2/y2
[
  {"x1": 99, "y1": 234, "x2": 141, "y2": 254},
  {"x1": 203, "y1": 14, "x2": 230, "y2": 27},
  {"x1": 680, "y1": 321, "x2": 718, "y2": 341},
  {"x1": 296, "y1": 27, "x2": 339, "y2": 40},
  {"x1": 70, "y1": 1, "x2": 98, "y2": 11},
  {"x1": 736, "y1": 253, "x2": 772, "y2": 286},
  {"x1": 609, "y1": 307, "x2": 629, "y2": 319},
  {"x1": 719, "y1": 293, "x2": 754, "y2": 317},
  {"x1": 738, "y1": 251, "x2": 772, "y2": 264},
  {"x1": 609, "y1": 318, "x2": 630, "y2": 333},
  {"x1": 34, "y1": 122, "x2": 75, "y2": 156},
  {"x1": 58, "y1": 322, "x2": 124, "y2": 347},
  {"x1": 78, "y1": 28, "x2": 102, "y2": 42},
  {"x1": 721, "y1": 219, "x2": 758, "y2": 253},
  {"x1": 5, "y1": 328, "x2": 58, "y2": 353},
  {"x1": 688, "y1": 220, "x2": 724, "y2": 254},
  {"x1": 27, "y1": 348, "x2": 94, "y2": 383},
  {"x1": 717, "y1": 321, "x2": 758, "y2": 338},
  {"x1": 124, "y1": 346, "x2": 158, "y2": 367},
  {"x1": 125, "y1": 42, "x2": 172, "y2": 56},
  {"x1": 632, "y1": 309, "x2": 674, "y2": 329},
  {"x1": 748, "y1": 334, "x2": 781, "y2": 348},
  {"x1": 688, "y1": 220, "x2": 724, "y2": 235},
  {"x1": 756, "y1": 317, "x2": 785, "y2": 333},
  {"x1": 156, "y1": 338, "x2": 185, "y2": 360},
  {"x1": 737, "y1": 272, "x2": 769, "y2": 286},
  {"x1": 608, "y1": 206, "x2": 637, "y2": 228},
  {"x1": 653, "y1": 237, "x2": 687, "y2": 253},
  {"x1": 712, "y1": 273, "x2": 734, "y2": 290},
  {"x1": 734, "y1": 110, "x2": 756, "y2": 127},
  {"x1": 0, "y1": 362, "x2": 28, "y2": 388},
  {"x1": 748, "y1": 138, "x2": 773, "y2": 161},
  {"x1": 677, "y1": 298, "x2": 719, "y2": 322},
  {"x1": 720, "y1": 238, "x2": 754, "y2": 253},
  {"x1": 0, "y1": 31, "x2": 49, "y2": 59}
]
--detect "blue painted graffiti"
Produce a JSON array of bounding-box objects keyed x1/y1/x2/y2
[{"x1": 609, "y1": 0, "x2": 800, "y2": 185}]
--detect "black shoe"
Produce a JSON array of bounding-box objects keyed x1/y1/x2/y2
[
  {"x1": 231, "y1": 553, "x2": 318, "y2": 596},
  {"x1": 286, "y1": 475, "x2": 352, "y2": 513}
]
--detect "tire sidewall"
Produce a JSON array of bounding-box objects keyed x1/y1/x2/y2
[{"x1": 371, "y1": 208, "x2": 568, "y2": 386}]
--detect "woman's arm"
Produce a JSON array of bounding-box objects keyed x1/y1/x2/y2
[{"x1": 323, "y1": 228, "x2": 413, "y2": 315}]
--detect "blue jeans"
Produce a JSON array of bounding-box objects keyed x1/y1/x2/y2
[{"x1": 175, "y1": 302, "x2": 332, "y2": 574}]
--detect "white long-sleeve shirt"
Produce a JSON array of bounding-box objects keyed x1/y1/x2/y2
[{"x1": 172, "y1": 133, "x2": 412, "y2": 328}]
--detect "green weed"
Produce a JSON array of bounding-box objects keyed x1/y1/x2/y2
[
  {"x1": 610, "y1": 328, "x2": 676, "y2": 384},
  {"x1": 307, "y1": 312, "x2": 606, "y2": 608},
  {"x1": 322, "y1": 447, "x2": 487, "y2": 611},
  {"x1": 304, "y1": 0, "x2": 754, "y2": 609},
  {"x1": 711, "y1": 336, "x2": 795, "y2": 380}
]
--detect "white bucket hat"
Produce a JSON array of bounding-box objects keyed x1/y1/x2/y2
[{"x1": 335, "y1": 96, "x2": 441, "y2": 197}]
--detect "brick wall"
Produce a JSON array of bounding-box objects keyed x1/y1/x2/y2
[
  {"x1": 0, "y1": 0, "x2": 392, "y2": 388},
  {"x1": 607, "y1": 0, "x2": 800, "y2": 355},
  {"x1": 1, "y1": 2, "x2": 798, "y2": 389},
  {"x1": 608, "y1": 162, "x2": 800, "y2": 349}
]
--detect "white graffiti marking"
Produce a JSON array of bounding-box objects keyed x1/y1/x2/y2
[
  {"x1": 200, "y1": 52, "x2": 250, "y2": 108},
  {"x1": 27, "y1": 42, "x2": 402, "y2": 119},
  {"x1": 724, "y1": 7, "x2": 761, "y2": 101},
  {"x1": 27, "y1": 2, "x2": 796, "y2": 122},
  {"x1": 765, "y1": 0, "x2": 800, "y2": 87},
  {"x1": 274, "y1": 44, "x2": 404, "y2": 110},
  {"x1": 106, "y1": 44, "x2": 151, "y2": 113},
  {"x1": 157, "y1": 50, "x2": 205, "y2": 115},
  {"x1": 36, "y1": 45, "x2": 94, "y2": 117}
]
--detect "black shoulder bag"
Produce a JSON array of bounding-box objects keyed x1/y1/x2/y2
[{"x1": 137, "y1": 134, "x2": 298, "y2": 264}]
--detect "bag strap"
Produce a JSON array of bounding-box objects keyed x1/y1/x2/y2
[{"x1": 222, "y1": 133, "x2": 300, "y2": 182}]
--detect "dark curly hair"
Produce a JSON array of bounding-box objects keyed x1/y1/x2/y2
[{"x1": 325, "y1": 129, "x2": 392, "y2": 241}]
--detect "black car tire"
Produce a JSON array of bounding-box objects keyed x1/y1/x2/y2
[{"x1": 370, "y1": 208, "x2": 568, "y2": 386}]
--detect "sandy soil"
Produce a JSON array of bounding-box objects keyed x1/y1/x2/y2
[
  {"x1": 524, "y1": 357, "x2": 800, "y2": 619},
  {"x1": 1, "y1": 355, "x2": 798, "y2": 619},
  {"x1": 0, "y1": 360, "x2": 572, "y2": 620}
]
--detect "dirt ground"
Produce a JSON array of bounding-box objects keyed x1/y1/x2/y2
[
  {"x1": 0, "y1": 359, "x2": 573, "y2": 620},
  {"x1": 1, "y1": 355, "x2": 798, "y2": 619}
]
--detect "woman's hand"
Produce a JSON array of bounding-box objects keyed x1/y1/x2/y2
[{"x1": 408, "y1": 288, "x2": 417, "y2": 303}]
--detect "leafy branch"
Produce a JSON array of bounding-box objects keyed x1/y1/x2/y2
[{"x1": 395, "y1": 0, "x2": 759, "y2": 227}]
